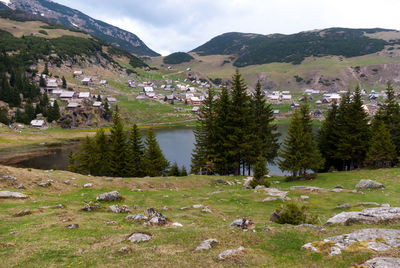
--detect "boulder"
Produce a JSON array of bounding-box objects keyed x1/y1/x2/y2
[
  {"x1": 218, "y1": 246, "x2": 245, "y2": 260},
  {"x1": 16, "y1": 184, "x2": 25, "y2": 189},
  {"x1": 192, "y1": 204, "x2": 204, "y2": 209},
  {"x1": 80, "y1": 202, "x2": 103, "y2": 212},
  {"x1": 64, "y1": 180, "x2": 71, "y2": 185},
  {"x1": 0, "y1": 191, "x2": 28, "y2": 199},
  {"x1": 335, "y1": 203, "x2": 351, "y2": 209},
  {"x1": 108, "y1": 205, "x2": 130, "y2": 213},
  {"x1": 300, "y1": 195, "x2": 309, "y2": 201},
  {"x1": 243, "y1": 177, "x2": 253, "y2": 189},
  {"x1": 127, "y1": 232, "x2": 152, "y2": 243},
  {"x1": 355, "y1": 179, "x2": 385, "y2": 190},
  {"x1": 83, "y1": 183, "x2": 93, "y2": 188},
  {"x1": 53, "y1": 204, "x2": 64, "y2": 209},
  {"x1": 195, "y1": 238, "x2": 218, "y2": 251},
  {"x1": 262, "y1": 188, "x2": 289, "y2": 199},
  {"x1": 172, "y1": 222, "x2": 183, "y2": 227},
  {"x1": 202, "y1": 206, "x2": 212, "y2": 213},
  {"x1": 290, "y1": 186, "x2": 326, "y2": 192},
  {"x1": 357, "y1": 202, "x2": 380, "y2": 207},
  {"x1": 262, "y1": 197, "x2": 277, "y2": 202},
  {"x1": 38, "y1": 182, "x2": 51, "y2": 188},
  {"x1": 230, "y1": 218, "x2": 253, "y2": 229},
  {"x1": 302, "y1": 229, "x2": 400, "y2": 256},
  {"x1": 96, "y1": 191, "x2": 122, "y2": 202},
  {"x1": 125, "y1": 214, "x2": 148, "y2": 222},
  {"x1": 66, "y1": 224, "x2": 79, "y2": 229},
  {"x1": 361, "y1": 257, "x2": 400, "y2": 268},
  {"x1": 118, "y1": 246, "x2": 131, "y2": 254},
  {"x1": 326, "y1": 207, "x2": 400, "y2": 225},
  {"x1": 13, "y1": 209, "x2": 31, "y2": 217}
]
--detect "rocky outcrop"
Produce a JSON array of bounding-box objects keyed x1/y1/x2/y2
[
  {"x1": 290, "y1": 186, "x2": 326, "y2": 192},
  {"x1": 230, "y1": 218, "x2": 253, "y2": 229},
  {"x1": 96, "y1": 191, "x2": 122, "y2": 202},
  {"x1": 0, "y1": 191, "x2": 28, "y2": 199},
  {"x1": 195, "y1": 239, "x2": 218, "y2": 251},
  {"x1": 360, "y1": 257, "x2": 400, "y2": 268},
  {"x1": 218, "y1": 246, "x2": 245, "y2": 260},
  {"x1": 127, "y1": 232, "x2": 152, "y2": 243},
  {"x1": 302, "y1": 229, "x2": 400, "y2": 256},
  {"x1": 108, "y1": 205, "x2": 130, "y2": 213},
  {"x1": 355, "y1": 180, "x2": 385, "y2": 190},
  {"x1": 326, "y1": 207, "x2": 400, "y2": 225}
]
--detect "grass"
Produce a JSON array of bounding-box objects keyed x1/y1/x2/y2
[{"x1": 0, "y1": 165, "x2": 400, "y2": 267}]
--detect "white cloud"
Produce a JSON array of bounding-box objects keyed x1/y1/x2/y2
[{"x1": 54, "y1": 0, "x2": 400, "y2": 55}]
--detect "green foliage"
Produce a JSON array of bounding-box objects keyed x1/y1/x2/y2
[
  {"x1": 163, "y1": 52, "x2": 194, "y2": 64},
  {"x1": 109, "y1": 111, "x2": 129, "y2": 177},
  {"x1": 127, "y1": 124, "x2": 145, "y2": 177},
  {"x1": 144, "y1": 128, "x2": 169, "y2": 177},
  {"x1": 47, "y1": 100, "x2": 60, "y2": 123},
  {"x1": 169, "y1": 162, "x2": 180, "y2": 176},
  {"x1": 61, "y1": 76, "x2": 66, "y2": 88},
  {"x1": 180, "y1": 165, "x2": 188, "y2": 176},
  {"x1": 0, "y1": 107, "x2": 9, "y2": 125},
  {"x1": 366, "y1": 120, "x2": 396, "y2": 168},
  {"x1": 38, "y1": 30, "x2": 48, "y2": 35},
  {"x1": 274, "y1": 202, "x2": 317, "y2": 225}
]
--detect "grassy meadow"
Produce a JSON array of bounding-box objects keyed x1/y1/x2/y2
[{"x1": 0, "y1": 165, "x2": 400, "y2": 267}]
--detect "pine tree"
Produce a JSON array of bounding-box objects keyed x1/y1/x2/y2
[
  {"x1": 47, "y1": 100, "x2": 60, "y2": 123},
  {"x1": 366, "y1": 120, "x2": 396, "y2": 168},
  {"x1": 23, "y1": 102, "x2": 35, "y2": 124},
  {"x1": 43, "y1": 62, "x2": 49, "y2": 75},
  {"x1": 127, "y1": 124, "x2": 145, "y2": 177},
  {"x1": 62, "y1": 76, "x2": 67, "y2": 89},
  {"x1": 169, "y1": 161, "x2": 180, "y2": 176},
  {"x1": 253, "y1": 156, "x2": 268, "y2": 182},
  {"x1": 144, "y1": 128, "x2": 169, "y2": 177},
  {"x1": 92, "y1": 128, "x2": 110, "y2": 176},
  {"x1": 0, "y1": 107, "x2": 9, "y2": 125},
  {"x1": 66, "y1": 152, "x2": 77, "y2": 172},
  {"x1": 180, "y1": 165, "x2": 188, "y2": 176},
  {"x1": 75, "y1": 136, "x2": 96, "y2": 175},
  {"x1": 39, "y1": 75, "x2": 46, "y2": 88},
  {"x1": 109, "y1": 111, "x2": 129, "y2": 177}
]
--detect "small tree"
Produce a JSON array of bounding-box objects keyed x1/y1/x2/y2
[
  {"x1": 39, "y1": 75, "x2": 46, "y2": 88},
  {"x1": 250, "y1": 156, "x2": 270, "y2": 188},
  {"x1": 109, "y1": 111, "x2": 129, "y2": 176},
  {"x1": 62, "y1": 76, "x2": 67, "y2": 89},
  {"x1": 43, "y1": 62, "x2": 49, "y2": 75},
  {"x1": 66, "y1": 152, "x2": 77, "y2": 172},
  {"x1": 127, "y1": 124, "x2": 145, "y2": 177},
  {"x1": 169, "y1": 161, "x2": 180, "y2": 176},
  {"x1": 366, "y1": 120, "x2": 396, "y2": 168},
  {"x1": 180, "y1": 165, "x2": 188, "y2": 176},
  {"x1": 143, "y1": 128, "x2": 169, "y2": 177}
]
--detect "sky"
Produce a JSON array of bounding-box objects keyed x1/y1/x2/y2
[{"x1": 53, "y1": 0, "x2": 400, "y2": 56}]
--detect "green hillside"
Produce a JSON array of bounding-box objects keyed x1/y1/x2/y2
[{"x1": 163, "y1": 52, "x2": 194, "y2": 64}]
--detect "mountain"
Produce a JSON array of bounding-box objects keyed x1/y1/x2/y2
[
  {"x1": 192, "y1": 28, "x2": 400, "y2": 67},
  {"x1": 2, "y1": 0, "x2": 160, "y2": 57}
]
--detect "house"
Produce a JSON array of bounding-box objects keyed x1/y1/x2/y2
[
  {"x1": 328, "y1": 93, "x2": 342, "y2": 103},
  {"x1": 314, "y1": 109, "x2": 323, "y2": 117},
  {"x1": 268, "y1": 95, "x2": 280, "y2": 102},
  {"x1": 78, "y1": 92, "x2": 90, "y2": 99},
  {"x1": 315, "y1": 100, "x2": 322, "y2": 106},
  {"x1": 144, "y1": 86, "x2": 154, "y2": 93},
  {"x1": 60, "y1": 91, "x2": 75, "y2": 99},
  {"x1": 185, "y1": 93, "x2": 194, "y2": 99},
  {"x1": 192, "y1": 106, "x2": 200, "y2": 114},
  {"x1": 73, "y1": 70, "x2": 83, "y2": 77},
  {"x1": 81, "y1": 77, "x2": 93, "y2": 85},
  {"x1": 106, "y1": 97, "x2": 118, "y2": 103},
  {"x1": 66, "y1": 102, "x2": 81, "y2": 110},
  {"x1": 51, "y1": 89, "x2": 63, "y2": 96},
  {"x1": 46, "y1": 79, "x2": 58, "y2": 89},
  {"x1": 93, "y1": 101, "x2": 102, "y2": 107},
  {"x1": 190, "y1": 96, "x2": 202, "y2": 106},
  {"x1": 30, "y1": 119, "x2": 45, "y2": 128},
  {"x1": 282, "y1": 95, "x2": 292, "y2": 101},
  {"x1": 99, "y1": 80, "x2": 107, "y2": 86},
  {"x1": 273, "y1": 110, "x2": 280, "y2": 115}
]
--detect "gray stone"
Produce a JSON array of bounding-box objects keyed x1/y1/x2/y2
[
  {"x1": 357, "y1": 202, "x2": 380, "y2": 207},
  {"x1": 302, "y1": 229, "x2": 400, "y2": 255},
  {"x1": 104, "y1": 177, "x2": 113, "y2": 181},
  {"x1": 263, "y1": 188, "x2": 288, "y2": 199},
  {"x1": 192, "y1": 204, "x2": 204, "y2": 209},
  {"x1": 66, "y1": 224, "x2": 79, "y2": 229},
  {"x1": 109, "y1": 205, "x2": 130, "y2": 213},
  {"x1": 202, "y1": 206, "x2": 212, "y2": 213},
  {"x1": 330, "y1": 188, "x2": 343, "y2": 193},
  {"x1": 326, "y1": 207, "x2": 400, "y2": 225},
  {"x1": 64, "y1": 180, "x2": 71, "y2": 185},
  {"x1": 361, "y1": 257, "x2": 400, "y2": 268},
  {"x1": 0, "y1": 191, "x2": 28, "y2": 199},
  {"x1": 230, "y1": 218, "x2": 253, "y2": 229},
  {"x1": 215, "y1": 179, "x2": 226, "y2": 184},
  {"x1": 172, "y1": 222, "x2": 183, "y2": 227},
  {"x1": 355, "y1": 179, "x2": 385, "y2": 190},
  {"x1": 127, "y1": 232, "x2": 152, "y2": 243},
  {"x1": 15, "y1": 184, "x2": 25, "y2": 189},
  {"x1": 13, "y1": 209, "x2": 31, "y2": 217},
  {"x1": 290, "y1": 186, "x2": 326, "y2": 192},
  {"x1": 254, "y1": 185, "x2": 267, "y2": 190},
  {"x1": 148, "y1": 216, "x2": 167, "y2": 226},
  {"x1": 381, "y1": 204, "x2": 391, "y2": 207},
  {"x1": 300, "y1": 195, "x2": 309, "y2": 201},
  {"x1": 218, "y1": 246, "x2": 245, "y2": 260},
  {"x1": 195, "y1": 238, "x2": 218, "y2": 251},
  {"x1": 53, "y1": 204, "x2": 64, "y2": 209},
  {"x1": 334, "y1": 185, "x2": 344, "y2": 189},
  {"x1": 118, "y1": 246, "x2": 131, "y2": 254},
  {"x1": 83, "y1": 183, "x2": 93, "y2": 188},
  {"x1": 243, "y1": 176, "x2": 253, "y2": 189},
  {"x1": 80, "y1": 202, "x2": 102, "y2": 212},
  {"x1": 96, "y1": 191, "x2": 122, "y2": 202},
  {"x1": 125, "y1": 214, "x2": 148, "y2": 222},
  {"x1": 4, "y1": 175, "x2": 17, "y2": 181},
  {"x1": 335, "y1": 203, "x2": 351, "y2": 209},
  {"x1": 38, "y1": 182, "x2": 51, "y2": 188},
  {"x1": 262, "y1": 197, "x2": 278, "y2": 202}
]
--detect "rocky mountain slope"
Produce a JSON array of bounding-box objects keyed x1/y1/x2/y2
[{"x1": 2, "y1": 0, "x2": 160, "y2": 57}]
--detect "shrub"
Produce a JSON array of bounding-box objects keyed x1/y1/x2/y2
[
  {"x1": 272, "y1": 202, "x2": 317, "y2": 225},
  {"x1": 38, "y1": 30, "x2": 48, "y2": 35},
  {"x1": 250, "y1": 178, "x2": 270, "y2": 188}
]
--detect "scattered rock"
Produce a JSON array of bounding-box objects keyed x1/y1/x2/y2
[
  {"x1": 263, "y1": 188, "x2": 289, "y2": 199},
  {"x1": 292, "y1": 224, "x2": 325, "y2": 230},
  {"x1": 302, "y1": 229, "x2": 400, "y2": 255},
  {"x1": 335, "y1": 203, "x2": 351, "y2": 209},
  {"x1": 53, "y1": 204, "x2": 65, "y2": 209},
  {"x1": 4, "y1": 175, "x2": 16, "y2": 181},
  {"x1": 230, "y1": 218, "x2": 253, "y2": 229},
  {"x1": 334, "y1": 185, "x2": 344, "y2": 189},
  {"x1": 118, "y1": 246, "x2": 131, "y2": 254},
  {"x1": 145, "y1": 208, "x2": 167, "y2": 226},
  {"x1": 0, "y1": 191, "x2": 28, "y2": 199},
  {"x1": 195, "y1": 238, "x2": 218, "y2": 251},
  {"x1": 83, "y1": 183, "x2": 93, "y2": 188},
  {"x1": 218, "y1": 246, "x2": 245, "y2": 260},
  {"x1": 125, "y1": 214, "x2": 148, "y2": 222},
  {"x1": 243, "y1": 177, "x2": 253, "y2": 189},
  {"x1": 38, "y1": 182, "x2": 51, "y2": 188},
  {"x1": 357, "y1": 202, "x2": 380, "y2": 207},
  {"x1": 127, "y1": 232, "x2": 152, "y2": 243},
  {"x1": 180, "y1": 207, "x2": 188, "y2": 210},
  {"x1": 96, "y1": 191, "x2": 122, "y2": 202},
  {"x1": 254, "y1": 185, "x2": 267, "y2": 190},
  {"x1": 80, "y1": 202, "x2": 103, "y2": 212},
  {"x1": 350, "y1": 190, "x2": 365, "y2": 194},
  {"x1": 381, "y1": 204, "x2": 391, "y2": 208},
  {"x1": 300, "y1": 195, "x2": 309, "y2": 201},
  {"x1": 104, "y1": 177, "x2": 113, "y2": 181},
  {"x1": 355, "y1": 179, "x2": 385, "y2": 190},
  {"x1": 172, "y1": 222, "x2": 183, "y2": 227},
  {"x1": 202, "y1": 206, "x2": 212, "y2": 213},
  {"x1": 326, "y1": 207, "x2": 400, "y2": 225},
  {"x1": 330, "y1": 188, "x2": 343, "y2": 193},
  {"x1": 15, "y1": 184, "x2": 25, "y2": 189},
  {"x1": 215, "y1": 179, "x2": 226, "y2": 184},
  {"x1": 360, "y1": 257, "x2": 400, "y2": 268},
  {"x1": 290, "y1": 186, "x2": 326, "y2": 192},
  {"x1": 262, "y1": 197, "x2": 278, "y2": 202},
  {"x1": 13, "y1": 209, "x2": 31, "y2": 217},
  {"x1": 192, "y1": 204, "x2": 204, "y2": 209},
  {"x1": 109, "y1": 205, "x2": 130, "y2": 213},
  {"x1": 66, "y1": 224, "x2": 79, "y2": 229},
  {"x1": 64, "y1": 180, "x2": 71, "y2": 185},
  {"x1": 106, "y1": 221, "x2": 118, "y2": 225}
]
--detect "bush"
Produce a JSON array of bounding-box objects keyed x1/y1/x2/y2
[
  {"x1": 250, "y1": 178, "x2": 270, "y2": 188},
  {"x1": 271, "y1": 201, "x2": 317, "y2": 225}
]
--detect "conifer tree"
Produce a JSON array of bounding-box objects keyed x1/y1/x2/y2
[
  {"x1": 0, "y1": 107, "x2": 9, "y2": 125},
  {"x1": 92, "y1": 128, "x2": 110, "y2": 176},
  {"x1": 180, "y1": 165, "x2": 188, "y2": 176},
  {"x1": 127, "y1": 124, "x2": 145, "y2": 177},
  {"x1": 109, "y1": 111, "x2": 129, "y2": 177},
  {"x1": 39, "y1": 75, "x2": 46, "y2": 88},
  {"x1": 62, "y1": 76, "x2": 67, "y2": 89},
  {"x1": 66, "y1": 152, "x2": 77, "y2": 172},
  {"x1": 144, "y1": 128, "x2": 169, "y2": 177},
  {"x1": 43, "y1": 62, "x2": 49, "y2": 75},
  {"x1": 253, "y1": 156, "x2": 268, "y2": 183},
  {"x1": 169, "y1": 161, "x2": 180, "y2": 176},
  {"x1": 366, "y1": 120, "x2": 396, "y2": 168},
  {"x1": 75, "y1": 136, "x2": 96, "y2": 174},
  {"x1": 47, "y1": 100, "x2": 60, "y2": 123},
  {"x1": 23, "y1": 102, "x2": 35, "y2": 124}
]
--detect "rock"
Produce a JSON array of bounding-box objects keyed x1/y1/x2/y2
[
  {"x1": 293, "y1": 224, "x2": 325, "y2": 230},
  {"x1": 109, "y1": 205, "x2": 130, "y2": 213},
  {"x1": 334, "y1": 185, "x2": 344, "y2": 189},
  {"x1": 269, "y1": 210, "x2": 281, "y2": 223},
  {"x1": 83, "y1": 183, "x2": 93, "y2": 188},
  {"x1": 0, "y1": 191, "x2": 28, "y2": 199},
  {"x1": 254, "y1": 185, "x2": 267, "y2": 190},
  {"x1": 66, "y1": 224, "x2": 79, "y2": 229},
  {"x1": 290, "y1": 186, "x2": 326, "y2": 192},
  {"x1": 38, "y1": 182, "x2": 51, "y2": 188},
  {"x1": 13, "y1": 209, "x2": 31, "y2": 217},
  {"x1": 326, "y1": 207, "x2": 400, "y2": 225},
  {"x1": 4, "y1": 175, "x2": 16, "y2": 181},
  {"x1": 180, "y1": 207, "x2": 188, "y2": 210},
  {"x1": 64, "y1": 180, "x2": 71, "y2": 185},
  {"x1": 104, "y1": 177, "x2": 113, "y2": 181},
  {"x1": 357, "y1": 202, "x2": 380, "y2": 207},
  {"x1": 350, "y1": 190, "x2": 364, "y2": 194},
  {"x1": 335, "y1": 203, "x2": 351, "y2": 209},
  {"x1": 106, "y1": 221, "x2": 118, "y2": 225},
  {"x1": 381, "y1": 204, "x2": 391, "y2": 208},
  {"x1": 53, "y1": 204, "x2": 64, "y2": 209},
  {"x1": 161, "y1": 206, "x2": 169, "y2": 211},
  {"x1": 118, "y1": 246, "x2": 131, "y2": 254},
  {"x1": 330, "y1": 188, "x2": 343, "y2": 193},
  {"x1": 125, "y1": 214, "x2": 148, "y2": 222},
  {"x1": 127, "y1": 232, "x2": 152, "y2": 243},
  {"x1": 15, "y1": 184, "x2": 25, "y2": 189},
  {"x1": 96, "y1": 191, "x2": 122, "y2": 202},
  {"x1": 80, "y1": 202, "x2": 102, "y2": 212},
  {"x1": 302, "y1": 229, "x2": 400, "y2": 255},
  {"x1": 192, "y1": 204, "x2": 204, "y2": 209},
  {"x1": 243, "y1": 177, "x2": 253, "y2": 189},
  {"x1": 218, "y1": 246, "x2": 245, "y2": 260},
  {"x1": 262, "y1": 197, "x2": 277, "y2": 202},
  {"x1": 263, "y1": 188, "x2": 289, "y2": 199},
  {"x1": 300, "y1": 195, "x2": 309, "y2": 201},
  {"x1": 230, "y1": 218, "x2": 253, "y2": 229},
  {"x1": 172, "y1": 222, "x2": 183, "y2": 227},
  {"x1": 195, "y1": 238, "x2": 218, "y2": 251},
  {"x1": 355, "y1": 179, "x2": 385, "y2": 190},
  {"x1": 148, "y1": 216, "x2": 167, "y2": 226},
  {"x1": 215, "y1": 179, "x2": 226, "y2": 184},
  {"x1": 202, "y1": 206, "x2": 212, "y2": 213},
  {"x1": 361, "y1": 257, "x2": 400, "y2": 268}
]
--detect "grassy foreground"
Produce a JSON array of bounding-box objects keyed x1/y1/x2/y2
[{"x1": 1, "y1": 166, "x2": 400, "y2": 267}]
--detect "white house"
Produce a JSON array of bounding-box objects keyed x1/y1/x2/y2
[
  {"x1": 93, "y1": 101, "x2": 102, "y2": 107},
  {"x1": 60, "y1": 91, "x2": 75, "y2": 99},
  {"x1": 81, "y1": 77, "x2": 93, "y2": 85},
  {"x1": 67, "y1": 102, "x2": 80, "y2": 110},
  {"x1": 268, "y1": 95, "x2": 280, "y2": 102},
  {"x1": 78, "y1": 92, "x2": 90, "y2": 99},
  {"x1": 282, "y1": 95, "x2": 292, "y2": 101},
  {"x1": 106, "y1": 97, "x2": 117, "y2": 103},
  {"x1": 143, "y1": 86, "x2": 154, "y2": 93},
  {"x1": 30, "y1": 120, "x2": 45, "y2": 128},
  {"x1": 46, "y1": 79, "x2": 58, "y2": 89},
  {"x1": 73, "y1": 70, "x2": 83, "y2": 77},
  {"x1": 99, "y1": 80, "x2": 107, "y2": 86}
]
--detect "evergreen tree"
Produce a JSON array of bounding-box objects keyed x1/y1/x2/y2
[
  {"x1": 366, "y1": 120, "x2": 396, "y2": 168},
  {"x1": 15, "y1": 109, "x2": 24, "y2": 123},
  {"x1": 109, "y1": 111, "x2": 129, "y2": 177},
  {"x1": 62, "y1": 76, "x2": 67, "y2": 89},
  {"x1": 43, "y1": 62, "x2": 49, "y2": 75},
  {"x1": 253, "y1": 156, "x2": 268, "y2": 182},
  {"x1": 180, "y1": 165, "x2": 188, "y2": 176},
  {"x1": 39, "y1": 75, "x2": 46, "y2": 88},
  {"x1": 75, "y1": 136, "x2": 96, "y2": 175},
  {"x1": 92, "y1": 128, "x2": 110, "y2": 176},
  {"x1": 169, "y1": 161, "x2": 180, "y2": 176},
  {"x1": 66, "y1": 152, "x2": 77, "y2": 173},
  {"x1": 144, "y1": 128, "x2": 169, "y2": 177},
  {"x1": 127, "y1": 124, "x2": 145, "y2": 177},
  {"x1": 23, "y1": 102, "x2": 35, "y2": 124},
  {"x1": 0, "y1": 107, "x2": 9, "y2": 125},
  {"x1": 47, "y1": 100, "x2": 60, "y2": 123}
]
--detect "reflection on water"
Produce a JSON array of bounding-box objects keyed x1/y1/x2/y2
[{"x1": 17, "y1": 125, "x2": 292, "y2": 176}]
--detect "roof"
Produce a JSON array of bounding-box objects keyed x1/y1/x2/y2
[
  {"x1": 106, "y1": 97, "x2": 117, "y2": 102},
  {"x1": 81, "y1": 77, "x2": 92, "y2": 82},
  {"x1": 30, "y1": 120, "x2": 45, "y2": 127},
  {"x1": 78, "y1": 92, "x2": 90, "y2": 98},
  {"x1": 73, "y1": 70, "x2": 83, "y2": 75},
  {"x1": 144, "y1": 86, "x2": 154, "y2": 92},
  {"x1": 67, "y1": 102, "x2": 80, "y2": 108},
  {"x1": 93, "y1": 101, "x2": 102, "y2": 107},
  {"x1": 46, "y1": 81, "x2": 58, "y2": 88},
  {"x1": 191, "y1": 97, "x2": 200, "y2": 101},
  {"x1": 60, "y1": 91, "x2": 75, "y2": 98},
  {"x1": 99, "y1": 80, "x2": 107, "y2": 84}
]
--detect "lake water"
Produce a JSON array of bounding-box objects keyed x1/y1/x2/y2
[{"x1": 17, "y1": 125, "x2": 290, "y2": 175}]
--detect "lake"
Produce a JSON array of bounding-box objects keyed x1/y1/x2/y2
[{"x1": 16, "y1": 125, "x2": 291, "y2": 175}]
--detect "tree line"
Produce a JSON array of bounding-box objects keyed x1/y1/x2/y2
[{"x1": 67, "y1": 111, "x2": 170, "y2": 177}]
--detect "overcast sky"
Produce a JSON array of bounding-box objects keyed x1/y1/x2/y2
[{"x1": 54, "y1": 0, "x2": 400, "y2": 55}]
